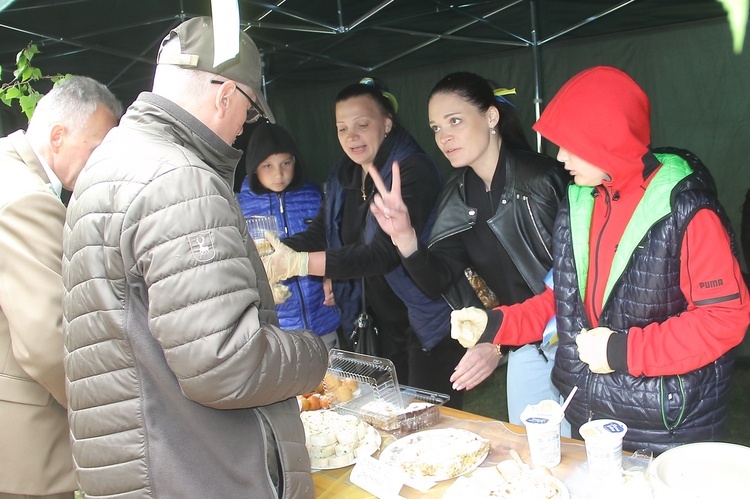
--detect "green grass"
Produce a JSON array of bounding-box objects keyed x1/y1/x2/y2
[{"x1": 464, "y1": 361, "x2": 750, "y2": 447}]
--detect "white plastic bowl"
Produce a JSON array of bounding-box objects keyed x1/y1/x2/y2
[{"x1": 649, "y1": 441, "x2": 750, "y2": 499}]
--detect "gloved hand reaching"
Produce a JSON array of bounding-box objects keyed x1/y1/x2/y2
[
  {"x1": 576, "y1": 327, "x2": 615, "y2": 374},
  {"x1": 261, "y1": 231, "x2": 309, "y2": 283},
  {"x1": 271, "y1": 283, "x2": 292, "y2": 305},
  {"x1": 450, "y1": 307, "x2": 489, "y2": 348}
]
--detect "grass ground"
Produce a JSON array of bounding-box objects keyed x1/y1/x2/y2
[{"x1": 464, "y1": 360, "x2": 750, "y2": 447}]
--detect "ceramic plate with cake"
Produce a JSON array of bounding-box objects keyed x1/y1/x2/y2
[{"x1": 379, "y1": 428, "x2": 490, "y2": 481}]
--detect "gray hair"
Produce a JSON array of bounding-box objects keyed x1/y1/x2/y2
[
  {"x1": 31, "y1": 75, "x2": 122, "y2": 133},
  {"x1": 153, "y1": 64, "x2": 214, "y2": 100}
]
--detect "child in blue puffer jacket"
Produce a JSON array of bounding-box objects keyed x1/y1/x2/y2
[{"x1": 238, "y1": 123, "x2": 341, "y2": 349}]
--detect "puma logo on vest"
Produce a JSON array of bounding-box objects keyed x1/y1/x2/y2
[{"x1": 699, "y1": 279, "x2": 724, "y2": 289}]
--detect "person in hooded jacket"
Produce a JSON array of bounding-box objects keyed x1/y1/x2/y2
[
  {"x1": 237, "y1": 123, "x2": 341, "y2": 349},
  {"x1": 262, "y1": 77, "x2": 466, "y2": 408},
  {"x1": 447, "y1": 66, "x2": 750, "y2": 454}
]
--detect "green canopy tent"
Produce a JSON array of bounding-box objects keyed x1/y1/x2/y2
[{"x1": 1, "y1": 0, "x2": 747, "y2": 265}]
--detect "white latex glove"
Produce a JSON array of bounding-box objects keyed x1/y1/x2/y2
[
  {"x1": 576, "y1": 327, "x2": 615, "y2": 374},
  {"x1": 450, "y1": 307, "x2": 489, "y2": 348},
  {"x1": 271, "y1": 283, "x2": 292, "y2": 305},
  {"x1": 261, "y1": 231, "x2": 309, "y2": 283}
]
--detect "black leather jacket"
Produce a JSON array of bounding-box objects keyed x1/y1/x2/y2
[{"x1": 429, "y1": 147, "x2": 568, "y2": 310}]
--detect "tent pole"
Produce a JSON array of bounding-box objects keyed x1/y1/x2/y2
[{"x1": 530, "y1": 0, "x2": 543, "y2": 154}]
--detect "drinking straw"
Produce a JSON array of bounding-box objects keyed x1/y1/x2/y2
[{"x1": 561, "y1": 385, "x2": 578, "y2": 414}]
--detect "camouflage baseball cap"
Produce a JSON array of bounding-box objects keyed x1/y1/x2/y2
[{"x1": 157, "y1": 16, "x2": 275, "y2": 122}]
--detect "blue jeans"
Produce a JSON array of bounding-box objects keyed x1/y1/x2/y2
[{"x1": 506, "y1": 343, "x2": 571, "y2": 437}]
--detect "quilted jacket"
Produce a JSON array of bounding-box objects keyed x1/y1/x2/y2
[
  {"x1": 552, "y1": 150, "x2": 737, "y2": 453},
  {"x1": 62, "y1": 92, "x2": 327, "y2": 498},
  {"x1": 237, "y1": 177, "x2": 340, "y2": 336}
]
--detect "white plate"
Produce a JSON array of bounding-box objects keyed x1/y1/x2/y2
[
  {"x1": 310, "y1": 425, "x2": 382, "y2": 471},
  {"x1": 443, "y1": 466, "x2": 569, "y2": 499},
  {"x1": 649, "y1": 441, "x2": 750, "y2": 499},
  {"x1": 379, "y1": 428, "x2": 490, "y2": 481}
]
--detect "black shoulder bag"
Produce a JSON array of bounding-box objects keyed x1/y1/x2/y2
[{"x1": 350, "y1": 278, "x2": 380, "y2": 356}]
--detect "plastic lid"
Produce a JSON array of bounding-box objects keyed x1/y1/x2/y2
[
  {"x1": 579, "y1": 419, "x2": 628, "y2": 440},
  {"x1": 327, "y1": 349, "x2": 404, "y2": 408}
]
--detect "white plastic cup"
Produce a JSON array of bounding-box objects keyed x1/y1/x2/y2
[
  {"x1": 520, "y1": 399, "x2": 564, "y2": 468},
  {"x1": 579, "y1": 419, "x2": 628, "y2": 485}
]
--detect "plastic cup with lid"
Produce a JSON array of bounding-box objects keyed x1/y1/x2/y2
[
  {"x1": 246, "y1": 215, "x2": 280, "y2": 256},
  {"x1": 520, "y1": 399, "x2": 565, "y2": 468},
  {"x1": 579, "y1": 418, "x2": 628, "y2": 485}
]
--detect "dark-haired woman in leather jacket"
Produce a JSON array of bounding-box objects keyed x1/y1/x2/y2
[{"x1": 369, "y1": 72, "x2": 568, "y2": 426}]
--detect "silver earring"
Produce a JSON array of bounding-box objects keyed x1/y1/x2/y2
[{"x1": 490, "y1": 128, "x2": 497, "y2": 135}]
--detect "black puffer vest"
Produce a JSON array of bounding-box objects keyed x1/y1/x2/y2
[{"x1": 551, "y1": 148, "x2": 737, "y2": 454}]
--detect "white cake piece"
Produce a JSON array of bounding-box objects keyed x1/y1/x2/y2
[
  {"x1": 308, "y1": 431, "x2": 337, "y2": 447},
  {"x1": 309, "y1": 442, "x2": 336, "y2": 458},
  {"x1": 335, "y1": 442, "x2": 355, "y2": 457},
  {"x1": 443, "y1": 458, "x2": 569, "y2": 498},
  {"x1": 360, "y1": 400, "x2": 433, "y2": 416},
  {"x1": 301, "y1": 410, "x2": 381, "y2": 469}
]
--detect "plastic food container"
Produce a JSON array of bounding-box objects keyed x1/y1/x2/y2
[{"x1": 324, "y1": 349, "x2": 450, "y2": 433}]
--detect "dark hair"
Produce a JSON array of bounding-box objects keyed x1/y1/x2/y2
[
  {"x1": 245, "y1": 122, "x2": 304, "y2": 193},
  {"x1": 429, "y1": 71, "x2": 532, "y2": 152},
  {"x1": 335, "y1": 76, "x2": 398, "y2": 118}
]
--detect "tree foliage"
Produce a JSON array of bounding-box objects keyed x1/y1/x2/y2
[{"x1": 0, "y1": 43, "x2": 71, "y2": 121}]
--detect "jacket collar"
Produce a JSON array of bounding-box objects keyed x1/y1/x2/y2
[
  {"x1": 8, "y1": 130, "x2": 49, "y2": 182},
  {"x1": 123, "y1": 92, "x2": 243, "y2": 186}
]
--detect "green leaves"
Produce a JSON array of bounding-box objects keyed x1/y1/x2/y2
[
  {"x1": 716, "y1": 0, "x2": 748, "y2": 54},
  {"x1": 0, "y1": 43, "x2": 65, "y2": 121},
  {"x1": 19, "y1": 92, "x2": 42, "y2": 118}
]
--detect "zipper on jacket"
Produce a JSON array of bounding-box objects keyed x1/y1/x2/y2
[
  {"x1": 586, "y1": 375, "x2": 597, "y2": 422},
  {"x1": 590, "y1": 187, "x2": 611, "y2": 322},
  {"x1": 277, "y1": 193, "x2": 290, "y2": 237},
  {"x1": 427, "y1": 224, "x2": 473, "y2": 249},
  {"x1": 522, "y1": 195, "x2": 552, "y2": 260},
  {"x1": 660, "y1": 375, "x2": 686, "y2": 431}
]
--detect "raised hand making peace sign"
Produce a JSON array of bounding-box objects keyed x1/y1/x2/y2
[{"x1": 368, "y1": 162, "x2": 419, "y2": 256}]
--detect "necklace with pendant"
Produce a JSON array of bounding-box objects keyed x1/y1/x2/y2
[{"x1": 361, "y1": 171, "x2": 368, "y2": 200}]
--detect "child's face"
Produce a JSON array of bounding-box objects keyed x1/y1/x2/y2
[
  {"x1": 557, "y1": 147, "x2": 611, "y2": 187},
  {"x1": 256, "y1": 152, "x2": 295, "y2": 192}
]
